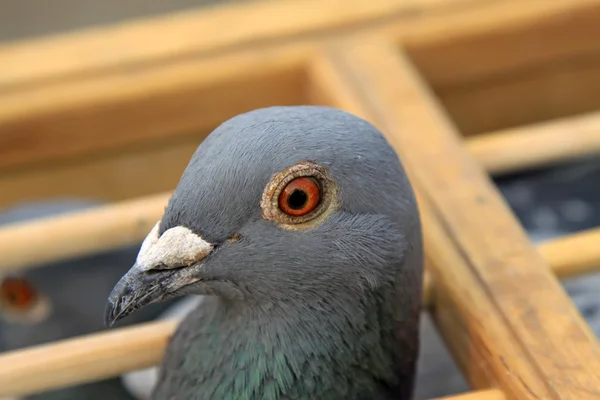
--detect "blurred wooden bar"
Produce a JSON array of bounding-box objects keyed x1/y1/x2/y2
[
  {"x1": 0, "y1": 193, "x2": 169, "y2": 272},
  {"x1": 2, "y1": 0, "x2": 600, "y2": 184},
  {"x1": 0, "y1": 0, "x2": 459, "y2": 172},
  {"x1": 407, "y1": 0, "x2": 600, "y2": 134},
  {"x1": 2, "y1": 104, "x2": 600, "y2": 209},
  {"x1": 0, "y1": 46, "x2": 308, "y2": 173},
  {"x1": 0, "y1": 135, "x2": 202, "y2": 207},
  {"x1": 538, "y1": 227, "x2": 600, "y2": 279},
  {"x1": 1, "y1": 0, "x2": 600, "y2": 398},
  {"x1": 466, "y1": 113, "x2": 600, "y2": 175},
  {"x1": 0, "y1": 0, "x2": 461, "y2": 89},
  {"x1": 0, "y1": 320, "x2": 177, "y2": 397},
  {"x1": 309, "y1": 39, "x2": 600, "y2": 398}
]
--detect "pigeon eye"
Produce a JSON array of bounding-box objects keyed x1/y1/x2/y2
[
  {"x1": 261, "y1": 161, "x2": 336, "y2": 228},
  {"x1": 278, "y1": 177, "x2": 321, "y2": 216},
  {"x1": 0, "y1": 277, "x2": 38, "y2": 310}
]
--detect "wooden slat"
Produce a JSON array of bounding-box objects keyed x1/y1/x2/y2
[
  {"x1": 0, "y1": 136, "x2": 198, "y2": 209},
  {"x1": 2, "y1": 0, "x2": 596, "y2": 92},
  {"x1": 0, "y1": 0, "x2": 463, "y2": 90},
  {"x1": 3, "y1": 106, "x2": 599, "y2": 209},
  {"x1": 466, "y1": 113, "x2": 600, "y2": 175},
  {"x1": 0, "y1": 0, "x2": 471, "y2": 173},
  {"x1": 0, "y1": 320, "x2": 177, "y2": 397},
  {"x1": 0, "y1": 193, "x2": 169, "y2": 272},
  {"x1": 438, "y1": 57, "x2": 600, "y2": 135},
  {"x1": 309, "y1": 44, "x2": 550, "y2": 395},
  {"x1": 0, "y1": 45, "x2": 307, "y2": 172},
  {"x1": 423, "y1": 226, "x2": 600, "y2": 314},
  {"x1": 2, "y1": 0, "x2": 599, "y2": 173},
  {"x1": 538, "y1": 228, "x2": 600, "y2": 279},
  {"x1": 407, "y1": 0, "x2": 600, "y2": 89},
  {"x1": 308, "y1": 39, "x2": 600, "y2": 398},
  {"x1": 406, "y1": 0, "x2": 600, "y2": 134}
]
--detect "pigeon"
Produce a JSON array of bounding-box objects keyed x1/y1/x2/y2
[
  {"x1": 0, "y1": 201, "x2": 176, "y2": 400},
  {"x1": 105, "y1": 105, "x2": 424, "y2": 400},
  {"x1": 119, "y1": 297, "x2": 469, "y2": 400}
]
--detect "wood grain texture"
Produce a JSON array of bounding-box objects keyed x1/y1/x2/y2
[
  {"x1": 0, "y1": 0, "x2": 463, "y2": 90},
  {"x1": 308, "y1": 43, "x2": 547, "y2": 396},
  {"x1": 3, "y1": 103, "x2": 600, "y2": 209},
  {"x1": 438, "y1": 56, "x2": 600, "y2": 135},
  {"x1": 308, "y1": 39, "x2": 600, "y2": 399},
  {"x1": 0, "y1": 0, "x2": 472, "y2": 174},
  {"x1": 407, "y1": 0, "x2": 600, "y2": 89},
  {"x1": 407, "y1": 0, "x2": 600, "y2": 135},
  {"x1": 0, "y1": 46, "x2": 307, "y2": 172},
  {"x1": 3, "y1": 0, "x2": 599, "y2": 173},
  {"x1": 465, "y1": 112, "x2": 600, "y2": 175},
  {"x1": 2, "y1": 0, "x2": 594, "y2": 91},
  {"x1": 0, "y1": 134, "x2": 200, "y2": 208}
]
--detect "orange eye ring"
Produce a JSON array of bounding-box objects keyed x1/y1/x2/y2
[
  {"x1": 278, "y1": 177, "x2": 321, "y2": 216},
  {"x1": 260, "y1": 161, "x2": 337, "y2": 230},
  {"x1": 261, "y1": 161, "x2": 336, "y2": 227},
  {"x1": 0, "y1": 277, "x2": 38, "y2": 309}
]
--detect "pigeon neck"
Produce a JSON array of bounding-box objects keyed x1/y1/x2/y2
[{"x1": 169, "y1": 294, "x2": 399, "y2": 399}]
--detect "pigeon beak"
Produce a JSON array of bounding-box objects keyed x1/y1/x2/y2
[{"x1": 104, "y1": 222, "x2": 214, "y2": 327}]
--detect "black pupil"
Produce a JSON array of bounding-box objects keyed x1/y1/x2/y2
[{"x1": 288, "y1": 189, "x2": 308, "y2": 210}]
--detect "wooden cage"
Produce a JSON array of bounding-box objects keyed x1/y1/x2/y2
[{"x1": 1, "y1": 0, "x2": 600, "y2": 398}]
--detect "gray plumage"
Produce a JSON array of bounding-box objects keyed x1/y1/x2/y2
[{"x1": 106, "y1": 105, "x2": 423, "y2": 400}]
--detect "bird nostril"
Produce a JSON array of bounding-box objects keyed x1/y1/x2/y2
[
  {"x1": 227, "y1": 233, "x2": 242, "y2": 244},
  {"x1": 212, "y1": 233, "x2": 241, "y2": 251}
]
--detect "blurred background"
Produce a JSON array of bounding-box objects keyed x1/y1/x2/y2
[{"x1": 0, "y1": 1, "x2": 599, "y2": 399}]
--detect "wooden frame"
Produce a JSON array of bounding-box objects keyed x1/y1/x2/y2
[{"x1": 1, "y1": 0, "x2": 600, "y2": 398}]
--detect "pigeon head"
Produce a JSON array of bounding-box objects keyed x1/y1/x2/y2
[
  {"x1": 105, "y1": 106, "x2": 422, "y2": 327},
  {"x1": 0, "y1": 275, "x2": 51, "y2": 325}
]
